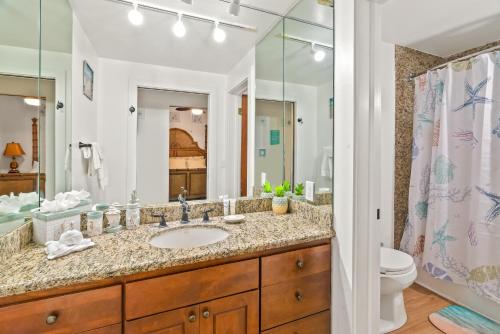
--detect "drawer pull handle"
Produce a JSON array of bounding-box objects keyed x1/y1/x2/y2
[
  {"x1": 295, "y1": 291, "x2": 303, "y2": 302},
  {"x1": 188, "y1": 313, "x2": 197, "y2": 323},
  {"x1": 46, "y1": 314, "x2": 58, "y2": 325},
  {"x1": 202, "y1": 310, "x2": 210, "y2": 318},
  {"x1": 296, "y1": 259, "x2": 304, "y2": 269}
]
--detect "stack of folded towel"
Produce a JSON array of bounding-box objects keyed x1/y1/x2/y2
[
  {"x1": 45, "y1": 230, "x2": 94, "y2": 260},
  {"x1": 40, "y1": 190, "x2": 90, "y2": 213}
]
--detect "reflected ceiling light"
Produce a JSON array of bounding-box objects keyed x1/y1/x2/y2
[
  {"x1": 128, "y1": 2, "x2": 144, "y2": 26},
  {"x1": 24, "y1": 97, "x2": 41, "y2": 106},
  {"x1": 172, "y1": 13, "x2": 187, "y2": 38},
  {"x1": 191, "y1": 108, "x2": 203, "y2": 115},
  {"x1": 311, "y1": 43, "x2": 326, "y2": 62},
  {"x1": 212, "y1": 21, "x2": 226, "y2": 43},
  {"x1": 228, "y1": 0, "x2": 240, "y2": 16}
]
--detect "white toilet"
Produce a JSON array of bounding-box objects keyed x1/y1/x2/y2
[{"x1": 380, "y1": 247, "x2": 417, "y2": 333}]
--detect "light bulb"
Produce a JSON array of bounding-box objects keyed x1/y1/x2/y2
[
  {"x1": 314, "y1": 49, "x2": 326, "y2": 62},
  {"x1": 24, "y1": 97, "x2": 41, "y2": 106},
  {"x1": 213, "y1": 22, "x2": 226, "y2": 43},
  {"x1": 191, "y1": 108, "x2": 203, "y2": 115},
  {"x1": 128, "y1": 3, "x2": 143, "y2": 26},
  {"x1": 172, "y1": 14, "x2": 186, "y2": 38}
]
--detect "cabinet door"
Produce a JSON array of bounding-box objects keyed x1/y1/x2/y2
[
  {"x1": 199, "y1": 290, "x2": 259, "y2": 334},
  {"x1": 125, "y1": 305, "x2": 199, "y2": 334}
]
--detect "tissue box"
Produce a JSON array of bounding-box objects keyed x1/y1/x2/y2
[{"x1": 31, "y1": 208, "x2": 81, "y2": 245}]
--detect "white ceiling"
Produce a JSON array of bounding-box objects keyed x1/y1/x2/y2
[
  {"x1": 0, "y1": 0, "x2": 73, "y2": 53},
  {"x1": 381, "y1": 0, "x2": 500, "y2": 57},
  {"x1": 70, "y1": 0, "x2": 297, "y2": 74},
  {"x1": 287, "y1": 0, "x2": 333, "y2": 28}
]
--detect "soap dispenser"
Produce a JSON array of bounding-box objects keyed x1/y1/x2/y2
[{"x1": 126, "y1": 190, "x2": 140, "y2": 230}]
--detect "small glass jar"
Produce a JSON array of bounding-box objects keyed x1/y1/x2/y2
[
  {"x1": 105, "y1": 208, "x2": 122, "y2": 233},
  {"x1": 86, "y1": 210, "x2": 103, "y2": 237},
  {"x1": 126, "y1": 202, "x2": 140, "y2": 230}
]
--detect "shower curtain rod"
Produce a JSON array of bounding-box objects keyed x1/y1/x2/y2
[{"x1": 407, "y1": 44, "x2": 500, "y2": 82}]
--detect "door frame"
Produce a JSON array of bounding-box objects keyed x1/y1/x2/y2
[{"x1": 127, "y1": 82, "x2": 215, "y2": 202}]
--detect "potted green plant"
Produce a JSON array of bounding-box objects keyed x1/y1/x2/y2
[
  {"x1": 283, "y1": 180, "x2": 293, "y2": 197},
  {"x1": 272, "y1": 185, "x2": 288, "y2": 214},
  {"x1": 292, "y1": 183, "x2": 305, "y2": 201},
  {"x1": 260, "y1": 181, "x2": 274, "y2": 198}
]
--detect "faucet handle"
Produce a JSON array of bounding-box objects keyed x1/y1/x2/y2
[
  {"x1": 202, "y1": 208, "x2": 214, "y2": 223},
  {"x1": 152, "y1": 212, "x2": 167, "y2": 227}
]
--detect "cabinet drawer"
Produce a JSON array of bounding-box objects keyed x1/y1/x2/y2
[
  {"x1": 261, "y1": 311, "x2": 330, "y2": 334},
  {"x1": 126, "y1": 259, "x2": 259, "y2": 320},
  {"x1": 261, "y1": 271, "x2": 330, "y2": 330},
  {"x1": 261, "y1": 244, "x2": 330, "y2": 287},
  {"x1": 0, "y1": 285, "x2": 122, "y2": 334},
  {"x1": 125, "y1": 305, "x2": 199, "y2": 334}
]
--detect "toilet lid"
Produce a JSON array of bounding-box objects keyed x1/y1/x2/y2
[{"x1": 380, "y1": 247, "x2": 414, "y2": 275}]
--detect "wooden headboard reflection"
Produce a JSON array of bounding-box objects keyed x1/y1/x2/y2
[{"x1": 169, "y1": 128, "x2": 206, "y2": 158}]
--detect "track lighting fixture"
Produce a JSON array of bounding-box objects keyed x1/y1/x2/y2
[
  {"x1": 213, "y1": 21, "x2": 226, "y2": 43},
  {"x1": 228, "y1": 0, "x2": 240, "y2": 16},
  {"x1": 128, "y1": 2, "x2": 143, "y2": 26},
  {"x1": 172, "y1": 13, "x2": 186, "y2": 38},
  {"x1": 311, "y1": 43, "x2": 326, "y2": 62}
]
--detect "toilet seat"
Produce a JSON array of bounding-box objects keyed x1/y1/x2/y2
[{"x1": 380, "y1": 247, "x2": 414, "y2": 275}]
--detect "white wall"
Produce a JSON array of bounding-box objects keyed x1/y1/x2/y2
[
  {"x1": 381, "y1": 0, "x2": 500, "y2": 57},
  {"x1": 256, "y1": 79, "x2": 318, "y2": 187},
  {"x1": 225, "y1": 47, "x2": 255, "y2": 198},
  {"x1": 97, "y1": 58, "x2": 227, "y2": 204},
  {"x1": 71, "y1": 14, "x2": 101, "y2": 201}
]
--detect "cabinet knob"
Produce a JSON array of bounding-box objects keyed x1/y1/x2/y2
[
  {"x1": 295, "y1": 291, "x2": 303, "y2": 302},
  {"x1": 188, "y1": 313, "x2": 197, "y2": 323},
  {"x1": 296, "y1": 259, "x2": 304, "y2": 269},
  {"x1": 202, "y1": 310, "x2": 210, "y2": 318},
  {"x1": 46, "y1": 314, "x2": 58, "y2": 325}
]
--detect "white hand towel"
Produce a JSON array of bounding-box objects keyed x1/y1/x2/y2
[
  {"x1": 45, "y1": 230, "x2": 94, "y2": 260},
  {"x1": 320, "y1": 146, "x2": 333, "y2": 178},
  {"x1": 90, "y1": 142, "x2": 108, "y2": 189},
  {"x1": 64, "y1": 146, "x2": 71, "y2": 172}
]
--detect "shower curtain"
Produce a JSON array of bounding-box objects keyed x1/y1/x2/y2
[{"x1": 400, "y1": 51, "x2": 500, "y2": 303}]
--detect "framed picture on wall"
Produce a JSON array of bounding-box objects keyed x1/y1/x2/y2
[{"x1": 83, "y1": 61, "x2": 94, "y2": 101}]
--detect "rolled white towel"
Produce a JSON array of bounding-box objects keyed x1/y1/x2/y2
[{"x1": 45, "y1": 230, "x2": 94, "y2": 260}]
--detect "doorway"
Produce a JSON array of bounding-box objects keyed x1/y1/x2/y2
[
  {"x1": 136, "y1": 88, "x2": 208, "y2": 203},
  {"x1": 255, "y1": 99, "x2": 295, "y2": 188}
]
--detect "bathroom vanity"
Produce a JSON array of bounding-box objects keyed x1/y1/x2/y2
[
  {"x1": 0, "y1": 242, "x2": 330, "y2": 334},
  {"x1": 0, "y1": 203, "x2": 333, "y2": 334}
]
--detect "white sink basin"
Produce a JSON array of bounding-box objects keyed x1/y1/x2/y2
[{"x1": 149, "y1": 226, "x2": 229, "y2": 249}]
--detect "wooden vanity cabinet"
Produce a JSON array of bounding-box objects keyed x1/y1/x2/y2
[
  {"x1": 0, "y1": 241, "x2": 331, "y2": 334},
  {"x1": 0, "y1": 285, "x2": 122, "y2": 334}
]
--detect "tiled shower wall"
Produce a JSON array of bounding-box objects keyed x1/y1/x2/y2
[{"x1": 393, "y1": 41, "x2": 500, "y2": 249}]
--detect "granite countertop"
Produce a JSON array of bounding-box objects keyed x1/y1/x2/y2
[{"x1": 0, "y1": 210, "x2": 333, "y2": 298}]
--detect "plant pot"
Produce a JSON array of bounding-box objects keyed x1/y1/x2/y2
[
  {"x1": 285, "y1": 191, "x2": 293, "y2": 198},
  {"x1": 260, "y1": 192, "x2": 274, "y2": 199},
  {"x1": 292, "y1": 194, "x2": 305, "y2": 202},
  {"x1": 272, "y1": 196, "x2": 288, "y2": 215}
]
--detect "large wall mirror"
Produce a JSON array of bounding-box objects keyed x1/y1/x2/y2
[
  {"x1": 0, "y1": 0, "x2": 72, "y2": 234},
  {"x1": 0, "y1": 0, "x2": 333, "y2": 226}
]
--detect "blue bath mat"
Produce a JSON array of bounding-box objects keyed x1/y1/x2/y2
[{"x1": 429, "y1": 305, "x2": 500, "y2": 334}]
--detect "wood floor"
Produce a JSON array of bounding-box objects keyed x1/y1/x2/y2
[{"x1": 392, "y1": 284, "x2": 452, "y2": 334}]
